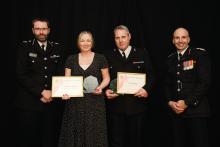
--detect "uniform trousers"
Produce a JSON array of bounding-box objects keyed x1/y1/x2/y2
[
  {"x1": 171, "y1": 116, "x2": 209, "y2": 147},
  {"x1": 14, "y1": 103, "x2": 63, "y2": 147},
  {"x1": 107, "y1": 111, "x2": 148, "y2": 147}
]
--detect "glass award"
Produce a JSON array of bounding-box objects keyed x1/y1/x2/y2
[
  {"x1": 109, "y1": 78, "x2": 117, "y2": 93},
  {"x1": 83, "y1": 75, "x2": 99, "y2": 93}
]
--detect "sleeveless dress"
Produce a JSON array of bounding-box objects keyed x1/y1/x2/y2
[{"x1": 58, "y1": 53, "x2": 108, "y2": 147}]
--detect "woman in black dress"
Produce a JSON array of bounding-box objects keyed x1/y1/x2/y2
[{"x1": 59, "y1": 31, "x2": 110, "y2": 147}]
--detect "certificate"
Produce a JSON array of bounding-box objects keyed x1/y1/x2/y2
[
  {"x1": 117, "y1": 72, "x2": 146, "y2": 94},
  {"x1": 52, "y1": 76, "x2": 84, "y2": 97}
]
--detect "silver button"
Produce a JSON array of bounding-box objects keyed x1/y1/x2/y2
[
  {"x1": 44, "y1": 57, "x2": 47, "y2": 60},
  {"x1": 44, "y1": 66, "x2": 47, "y2": 69},
  {"x1": 177, "y1": 72, "x2": 180, "y2": 75},
  {"x1": 177, "y1": 80, "x2": 180, "y2": 83},
  {"x1": 44, "y1": 84, "x2": 48, "y2": 87},
  {"x1": 44, "y1": 75, "x2": 47, "y2": 78},
  {"x1": 177, "y1": 89, "x2": 180, "y2": 92},
  {"x1": 177, "y1": 64, "x2": 180, "y2": 67}
]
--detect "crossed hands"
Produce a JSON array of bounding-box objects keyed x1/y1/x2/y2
[
  {"x1": 40, "y1": 90, "x2": 52, "y2": 103},
  {"x1": 168, "y1": 100, "x2": 188, "y2": 114}
]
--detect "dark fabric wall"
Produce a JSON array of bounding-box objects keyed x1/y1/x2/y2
[{"x1": 3, "y1": 0, "x2": 219, "y2": 146}]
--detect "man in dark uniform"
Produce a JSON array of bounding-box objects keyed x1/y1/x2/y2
[
  {"x1": 105, "y1": 25, "x2": 155, "y2": 147},
  {"x1": 165, "y1": 27, "x2": 211, "y2": 147},
  {"x1": 14, "y1": 18, "x2": 65, "y2": 147}
]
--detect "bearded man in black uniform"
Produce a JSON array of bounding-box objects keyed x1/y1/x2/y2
[
  {"x1": 14, "y1": 18, "x2": 64, "y2": 147},
  {"x1": 166, "y1": 27, "x2": 211, "y2": 147},
  {"x1": 105, "y1": 25, "x2": 155, "y2": 147}
]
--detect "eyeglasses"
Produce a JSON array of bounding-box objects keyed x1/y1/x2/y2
[{"x1": 33, "y1": 28, "x2": 49, "y2": 31}]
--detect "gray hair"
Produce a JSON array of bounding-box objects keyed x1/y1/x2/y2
[{"x1": 114, "y1": 25, "x2": 130, "y2": 34}]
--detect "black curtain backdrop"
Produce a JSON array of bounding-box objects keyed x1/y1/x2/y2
[{"x1": 4, "y1": 0, "x2": 219, "y2": 146}]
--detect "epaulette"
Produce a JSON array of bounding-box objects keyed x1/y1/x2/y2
[
  {"x1": 168, "y1": 52, "x2": 176, "y2": 58},
  {"x1": 48, "y1": 41, "x2": 59, "y2": 46},
  {"x1": 195, "y1": 48, "x2": 206, "y2": 51},
  {"x1": 22, "y1": 40, "x2": 32, "y2": 44}
]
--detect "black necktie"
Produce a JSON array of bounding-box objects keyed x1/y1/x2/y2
[
  {"x1": 41, "y1": 44, "x2": 45, "y2": 51},
  {"x1": 178, "y1": 53, "x2": 182, "y2": 61},
  {"x1": 122, "y1": 51, "x2": 126, "y2": 61}
]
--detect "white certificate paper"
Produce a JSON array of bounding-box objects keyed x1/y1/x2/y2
[
  {"x1": 52, "y1": 76, "x2": 84, "y2": 97},
  {"x1": 117, "y1": 72, "x2": 146, "y2": 94}
]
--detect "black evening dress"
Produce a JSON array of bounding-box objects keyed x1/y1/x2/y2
[{"x1": 58, "y1": 53, "x2": 108, "y2": 147}]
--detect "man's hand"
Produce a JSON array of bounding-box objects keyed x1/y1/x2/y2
[
  {"x1": 134, "y1": 88, "x2": 148, "y2": 98},
  {"x1": 41, "y1": 90, "x2": 52, "y2": 103},
  {"x1": 105, "y1": 89, "x2": 119, "y2": 99},
  {"x1": 168, "y1": 100, "x2": 186, "y2": 114}
]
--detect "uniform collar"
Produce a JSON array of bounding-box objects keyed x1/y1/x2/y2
[
  {"x1": 177, "y1": 46, "x2": 188, "y2": 56},
  {"x1": 118, "y1": 45, "x2": 132, "y2": 58},
  {"x1": 37, "y1": 40, "x2": 47, "y2": 49}
]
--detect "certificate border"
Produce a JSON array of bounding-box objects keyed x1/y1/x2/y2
[
  {"x1": 116, "y1": 72, "x2": 146, "y2": 94},
  {"x1": 52, "y1": 76, "x2": 84, "y2": 97}
]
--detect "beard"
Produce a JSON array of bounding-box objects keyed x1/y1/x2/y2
[{"x1": 35, "y1": 34, "x2": 48, "y2": 42}]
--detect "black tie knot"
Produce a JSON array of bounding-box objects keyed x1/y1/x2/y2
[
  {"x1": 178, "y1": 53, "x2": 182, "y2": 61},
  {"x1": 41, "y1": 44, "x2": 45, "y2": 50},
  {"x1": 122, "y1": 51, "x2": 126, "y2": 60}
]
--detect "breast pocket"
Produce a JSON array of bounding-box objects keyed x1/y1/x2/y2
[
  {"x1": 50, "y1": 55, "x2": 60, "y2": 64},
  {"x1": 133, "y1": 61, "x2": 145, "y2": 71},
  {"x1": 28, "y1": 52, "x2": 38, "y2": 64},
  {"x1": 28, "y1": 55, "x2": 39, "y2": 65}
]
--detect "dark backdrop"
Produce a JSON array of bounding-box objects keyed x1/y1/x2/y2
[{"x1": 3, "y1": 0, "x2": 219, "y2": 146}]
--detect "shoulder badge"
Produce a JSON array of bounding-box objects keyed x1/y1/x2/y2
[
  {"x1": 168, "y1": 52, "x2": 176, "y2": 58},
  {"x1": 196, "y1": 48, "x2": 206, "y2": 51},
  {"x1": 48, "y1": 41, "x2": 59, "y2": 47},
  {"x1": 22, "y1": 40, "x2": 31, "y2": 44}
]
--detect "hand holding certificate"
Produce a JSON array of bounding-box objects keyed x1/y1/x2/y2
[
  {"x1": 117, "y1": 72, "x2": 146, "y2": 94},
  {"x1": 52, "y1": 76, "x2": 84, "y2": 97}
]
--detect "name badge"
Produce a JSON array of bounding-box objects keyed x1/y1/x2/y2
[
  {"x1": 50, "y1": 54, "x2": 60, "y2": 58},
  {"x1": 133, "y1": 61, "x2": 144, "y2": 64},
  {"x1": 29, "y1": 52, "x2": 37, "y2": 58}
]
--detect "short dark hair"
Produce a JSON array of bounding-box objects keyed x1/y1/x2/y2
[{"x1": 32, "y1": 18, "x2": 50, "y2": 28}]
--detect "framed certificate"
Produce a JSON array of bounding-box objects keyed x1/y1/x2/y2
[
  {"x1": 117, "y1": 72, "x2": 146, "y2": 94},
  {"x1": 52, "y1": 76, "x2": 84, "y2": 97}
]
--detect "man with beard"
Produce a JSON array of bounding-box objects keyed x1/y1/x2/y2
[{"x1": 14, "y1": 18, "x2": 65, "y2": 147}]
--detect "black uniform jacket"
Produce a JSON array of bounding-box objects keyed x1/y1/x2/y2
[
  {"x1": 165, "y1": 47, "x2": 211, "y2": 117},
  {"x1": 15, "y1": 39, "x2": 64, "y2": 111},
  {"x1": 105, "y1": 47, "x2": 155, "y2": 115}
]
